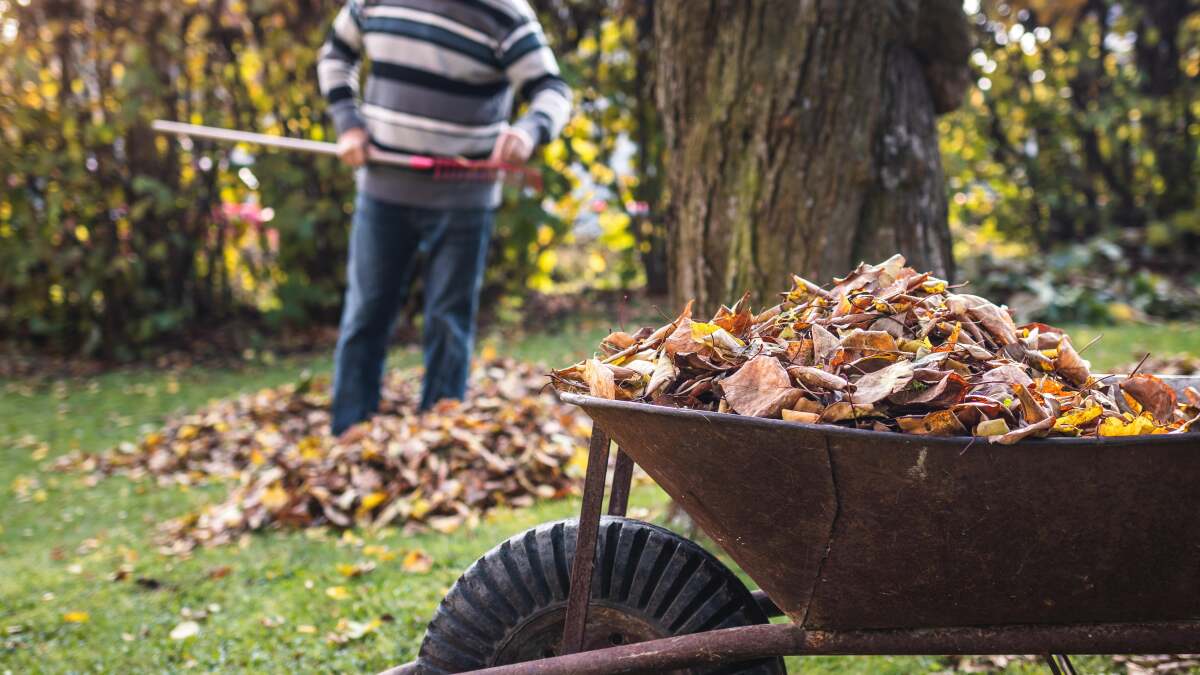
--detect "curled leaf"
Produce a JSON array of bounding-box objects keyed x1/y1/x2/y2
[
  {"x1": 1055, "y1": 337, "x2": 1092, "y2": 387},
  {"x1": 989, "y1": 417, "x2": 1054, "y2": 445},
  {"x1": 583, "y1": 359, "x2": 615, "y2": 400},
  {"x1": 782, "y1": 409, "x2": 820, "y2": 424},
  {"x1": 787, "y1": 366, "x2": 848, "y2": 391},
  {"x1": 1120, "y1": 374, "x2": 1177, "y2": 424}
]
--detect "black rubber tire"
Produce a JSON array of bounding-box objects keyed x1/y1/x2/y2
[{"x1": 415, "y1": 516, "x2": 785, "y2": 674}]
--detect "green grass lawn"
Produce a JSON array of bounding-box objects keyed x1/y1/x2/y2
[{"x1": 2, "y1": 322, "x2": 1196, "y2": 673}]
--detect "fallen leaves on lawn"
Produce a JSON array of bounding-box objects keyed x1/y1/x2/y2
[
  {"x1": 56, "y1": 359, "x2": 589, "y2": 552},
  {"x1": 401, "y1": 549, "x2": 434, "y2": 574},
  {"x1": 206, "y1": 565, "x2": 232, "y2": 580},
  {"x1": 327, "y1": 617, "x2": 381, "y2": 645},
  {"x1": 169, "y1": 620, "x2": 200, "y2": 640},
  {"x1": 336, "y1": 561, "x2": 376, "y2": 578},
  {"x1": 552, "y1": 255, "x2": 1197, "y2": 441}
]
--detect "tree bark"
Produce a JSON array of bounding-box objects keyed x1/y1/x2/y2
[{"x1": 655, "y1": 0, "x2": 968, "y2": 313}]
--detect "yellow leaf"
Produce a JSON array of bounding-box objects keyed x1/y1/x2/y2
[
  {"x1": 298, "y1": 435, "x2": 324, "y2": 461},
  {"x1": 410, "y1": 497, "x2": 432, "y2": 520},
  {"x1": 1052, "y1": 404, "x2": 1102, "y2": 435},
  {"x1": 479, "y1": 343, "x2": 498, "y2": 362},
  {"x1": 1122, "y1": 392, "x2": 1143, "y2": 414},
  {"x1": 177, "y1": 425, "x2": 199, "y2": 441},
  {"x1": 567, "y1": 446, "x2": 589, "y2": 478},
  {"x1": 169, "y1": 620, "x2": 201, "y2": 640},
  {"x1": 362, "y1": 545, "x2": 397, "y2": 562},
  {"x1": 336, "y1": 561, "x2": 375, "y2": 578},
  {"x1": 325, "y1": 585, "x2": 350, "y2": 600},
  {"x1": 261, "y1": 483, "x2": 289, "y2": 511},
  {"x1": 297, "y1": 624, "x2": 317, "y2": 634},
  {"x1": 570, "y1": 138, "x2": 598, "y2": 164},
  {"x1": 63, "y1": 611, "x2": 89, "y2": 623},
  {"x1": 690, "y1": 322, "x2": 744, "y2": 350},
  {"x1": 402, "y1": 549, "x2": 433, "y2": 574},
  {"x1": 922, "y1": 279, "x2": 948, "y2": 294},
  {"x1": 358, "y1": 491, "x2": 387, "y2": 515},
  {"x1": 1098, "y1": 413, "x2": 1161, "y2": 437}
]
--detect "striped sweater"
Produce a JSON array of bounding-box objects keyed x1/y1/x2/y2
[{"x1": 317, "y1": 0, "x2": 572, "y2": 209}]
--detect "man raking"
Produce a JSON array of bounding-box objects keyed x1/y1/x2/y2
[{"x1": 317, "y1": 0, "x2": 571, "y2": 436}]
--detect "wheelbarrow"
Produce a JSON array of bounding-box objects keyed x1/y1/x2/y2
[{"x1": 384, "y1": 375, "x2": 1200, "y2": 674}]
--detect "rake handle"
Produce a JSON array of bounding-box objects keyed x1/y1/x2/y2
[{"x1": 150, "y1": 120, "x2": 538, "y2": 179}]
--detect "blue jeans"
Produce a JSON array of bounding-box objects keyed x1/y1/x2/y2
[{"x1": 331, "y1": 195, "x2": 494, "y2": 435}]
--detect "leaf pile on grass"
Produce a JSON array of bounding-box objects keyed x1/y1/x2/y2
[
  {"x1": 58, "y1": 358, "x2": 590, "y2": 552},
  {"x1": 552, "y1": 255, "x2": 1200, "y2": 442}
]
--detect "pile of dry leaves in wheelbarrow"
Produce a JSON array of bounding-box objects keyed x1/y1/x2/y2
[
  {"x1": 57, "y1": 359, "x2": 590, "y2": 552},
  {"x1": 552, "y1": 255, "x2": 1200, "y2": 442}
]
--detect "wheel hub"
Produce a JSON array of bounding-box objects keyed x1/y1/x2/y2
[{"x1": 494, "y1": 602, "x2": 692, "y2": 674}]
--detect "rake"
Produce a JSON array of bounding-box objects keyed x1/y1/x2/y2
[{"x1": 151, "y1": 120, "x2": 543, "y2": 191}]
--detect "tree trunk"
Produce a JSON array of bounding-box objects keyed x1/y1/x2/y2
[
  {"x1": 631, "y1": 0, "x2": 669, "y2": 297},
  {"x1": 655, "y1": 1, "x2": 968, "y2": 313}
]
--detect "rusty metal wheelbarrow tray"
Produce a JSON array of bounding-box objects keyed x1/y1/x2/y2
[{"x1": 560, "y1": 387, "x2": 1200, "y2": 635}]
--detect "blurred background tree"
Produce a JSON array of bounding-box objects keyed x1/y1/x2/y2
[
  {"x1": 1, "y1": 0, "x2": 1197, "y2": 360},
  {"x1": 944, "y1": 0, "x2": 1200, "y2": 322}
]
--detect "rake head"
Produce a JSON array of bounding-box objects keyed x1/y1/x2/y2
[{"x1": 427, "y1": 157, "x2": 543, "y2": 192}]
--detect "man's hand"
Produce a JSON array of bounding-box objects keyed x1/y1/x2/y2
[
  {"x1": 336, "y1": 127, "x2": 369, "y2": 168},
  {"x1": 490, "y1": 126, "x2": 534, "y2": 165}
]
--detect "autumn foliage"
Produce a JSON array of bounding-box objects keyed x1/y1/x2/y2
[
  {"x1": 56, "y1": 359, "x2": 590, "y2": 550},
  {"x1": 553, "y1": 256, "x2": 1200, "y2": 441}
]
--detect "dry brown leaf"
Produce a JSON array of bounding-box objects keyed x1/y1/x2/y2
[
  {"x1": 838, "y1": 330, "x2": 898, "y2": 356},
  {"x1": 787, "y1": 366, "x2": 848, "y2": 391},
  {"x1": 720, "y1": 356, "x2": 802, "y2": 418},
  {"x1": 583, "y1": 359, "x2": 616, "y2": 400},
  {"x1": 1120, "y1": 374, "x2": 1178, "y2": 424},
  {"x1": 820, "y1": 402, "x2": 877, "y2": 423},
  {"x1": 950, "y1": 294, "x2": 1019, "y2": 345},
  {"x1": 601, "y1": 331, "x2": 637, "y2": 352},
  {"x1": 811, "y1": 323, "x2": 839, "y2": 365},
  {"x1": 1013, "y1": 384, "x2": 1049, "y2": 423},
  {"x1": 1056, "y1": 336, "x2": 1092, "y2": 387},
  {"x1": 850, "y1": 361, "x2": 914, "y2": 404},
  {"x1": 896, "y1": 410, "x2": 966, "y2": 436},
  {"x1": 889, "y1": 372, "x2": 968, "y2": 407}
]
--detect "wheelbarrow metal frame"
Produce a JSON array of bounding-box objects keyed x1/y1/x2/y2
[{"x1": 384, "y1": 375, "x2": 1200, "y2": 674}]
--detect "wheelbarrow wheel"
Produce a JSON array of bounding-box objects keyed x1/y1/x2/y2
[{"x1": 415, "y1": 516, "x2": 784, "y2": 674}]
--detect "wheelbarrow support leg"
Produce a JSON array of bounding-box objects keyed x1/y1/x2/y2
[
  {"x1": 1045, "y1": 654, "x2": 1078, "y2": 675},
  {"x1": 561, "y1": 429, "x2": 611, "y2": 654},
  {"x1": 607, "y1": 450, "x2": 635, "y2": 517}
]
